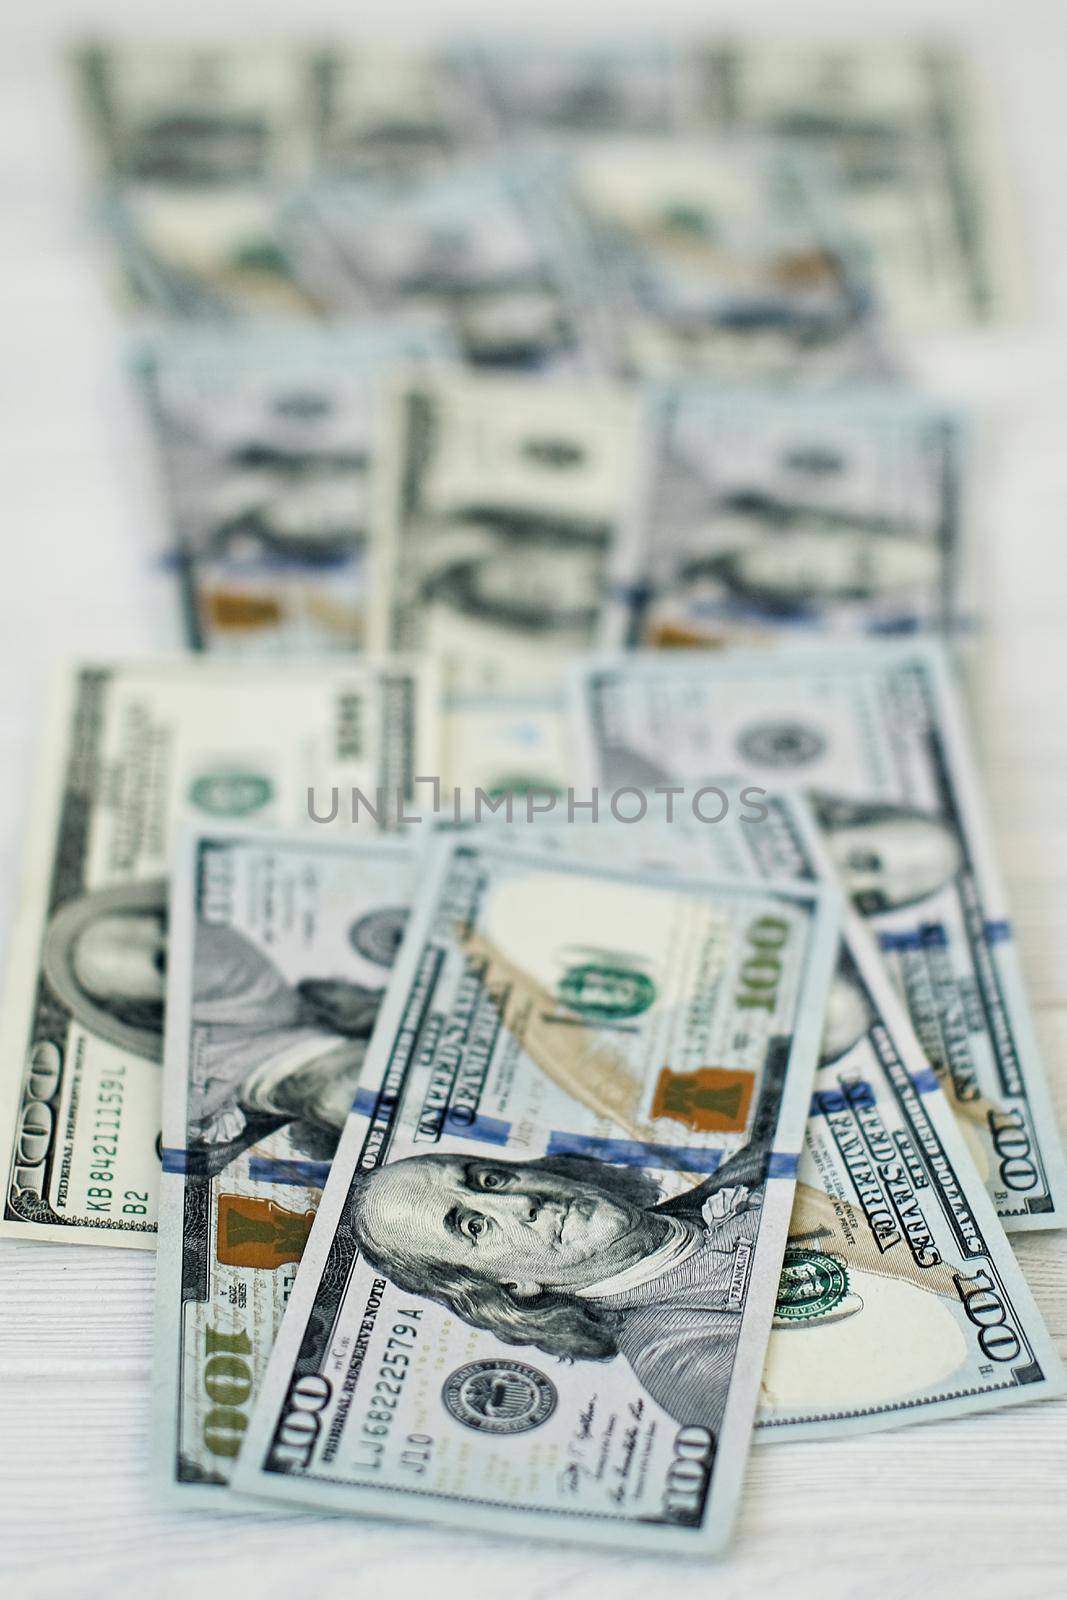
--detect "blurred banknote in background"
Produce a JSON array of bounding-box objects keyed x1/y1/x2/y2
[
  {"x1": 284, "y1": 159, "x2": 613, "y2": 372},
  {"x1": 0, "y1": 658, "x2": 437, "y2": 1246},
  {"x1": 471, "y1": 40, "x2": 687, "y2": 139},
  {"x1": 371, "y1": 368, "x2": 644, "y2": 689},
  {"x1": 571, "y1": 641, "x2": 1067, "y2": 1228},
  {"x1": 75, "y1": 39, "x2": 1016, "y2": 333},
  {"x1": 311, "y1": 46, "x2": 492, "y2": 179},
  {"x1": 73, "y1": 41, "x2": 318, "y2": 185},
  {"x1": 691, "y1": 41, "x2": 1021, "y2": 329},
  {"x1": 73, "y1": 41, "x2": 493, "y2": 187},
  {"x1": 566, "y1": 138, "x2": 888, "y2": 382},
  {"x1": 604, "y1": 385, "x2": 968, "y2": 646},
  {"x1": 233, "y1": 835, "x2": 839, "y2": 1549},
  {"x1": 467, "y1": 39, "x2": 1019, "y2": 330},
  {"x1": 139, "y1": 320, "x2": 455, "y2": 652}
]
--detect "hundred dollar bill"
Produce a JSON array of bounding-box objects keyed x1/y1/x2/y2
[
  {"x1": 72, "y1": 41, "x2": 494, "y2": 189},
  {"x1": 162, "y1": 794, "x2": 1060, "y2": 1470},
  {"x1": 313, "y1": 47, "x2": 492, "y2": 179},
  {"x1": 757, "y1": 910, "x2": 1066, "y2": 1434},
  {"x1": 370, "y1": 368, "x2": 645, "y2": 691},
  {"x1": 72, "y1": 41, "x2": 316, "y2": 185},
  {"x1": 138, "y1": 321, "x2": 455, "y2": 653},
  {"x1": 496, "y1": 808, "x2": 1065, "y2": 1435},
  {"x1": 604, "y1": 385, "x2": 969, "y2": 647},
  {"x1": 470, "y1": 40, "x2": 1018, "y2": 330},
  {"x1": 564, "y1": 138, "x2": 887, "y2": 382},
  {"x1": 155, "y1": 827, "x2": 418, "y2": 1495},
  {"x1": 691, "y1": 42, "x2": 1021, "y2": 329},
  {"x1": 570, "y1": 641, "x2": 1067, "y2": 1228},
  {"x1": 0, "y1": 657, "x2": 437, "y2": 1247},
  {"x1": 233, "y1": 835, "x2": 839, "y2": 1551},
  {"x1": 285, "y1": 159, "x2": 613, "y2": 372}
]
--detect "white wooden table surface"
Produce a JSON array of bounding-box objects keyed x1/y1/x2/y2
[{"x1": 2, "y1": 2, "x2": 1067, "y2": 1596}]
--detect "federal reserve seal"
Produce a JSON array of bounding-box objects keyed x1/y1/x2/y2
[
  {"x1": 775, "y1": 1248, "x2": 849, "y2": 1322},
  {"x1": 348, "y1": 907, "x2": 408, "y2": 967},
  {"x1": 442, "y1": 1360, "x2": 557, "y2": 1435},
  {"x1": 736, "y1": 721, "x2": 825, "y2": 769},
  {"x1": 557, "y1": 962, "x2": 655, "y2": 1021},
  {"x1": 189, "y1": 769, "x2": 273, "y2": 817}
]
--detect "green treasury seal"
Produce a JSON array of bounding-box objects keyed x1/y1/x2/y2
[
  {"x1": 775, "y1": 1247, "x2": 850, "y2": 1322},
  {"x1": 485, "y1": 776, "x2": 564, "y2": 801},
  {"x1": 558, "y1": 963, "x2": 656, "y2": 1021},
  {"x1": 189, "y1": 769, "x2": 273, "y2": 817}
]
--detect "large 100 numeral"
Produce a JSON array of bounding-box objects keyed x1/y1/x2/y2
[{"x1": 269, "y1": 1373, "x2": 333, "y2": 1471}]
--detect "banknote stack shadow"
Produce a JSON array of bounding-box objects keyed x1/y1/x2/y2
[{"x1": 0, "y1": 36, "x2": 1061, "y2": 1558}]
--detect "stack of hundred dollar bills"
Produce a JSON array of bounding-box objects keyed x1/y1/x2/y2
[{"x1": 0, "y1": 37, "x2": 1059, "y2": 1559}]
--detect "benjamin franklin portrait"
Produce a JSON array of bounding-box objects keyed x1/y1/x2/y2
[
  {"x1": 201, "y1": 450, "x2": 369, "y2": 566},
  {"x1": 809, "y1": 792, "x2": 962, "y2": 915},
  {"x1": 665, "y1": 501, "x2": 940, "y2": 621},
  {"x1": 41, "y1": 879, "x2": 397, "y2": 1177},
  {"x1": 418, "y1": 512, "x2": 605, "y2": 638},
  {"x1": 41, "y1": 880, "x2": 172, "y2": 1062},
  {"x1": 344, "y1": 1061, "x2": 785, "y2": 1432}
]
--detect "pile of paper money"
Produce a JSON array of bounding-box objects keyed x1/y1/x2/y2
[{"x1": 0, "y1": 37, "x2": 1059, "y2": 1558}]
